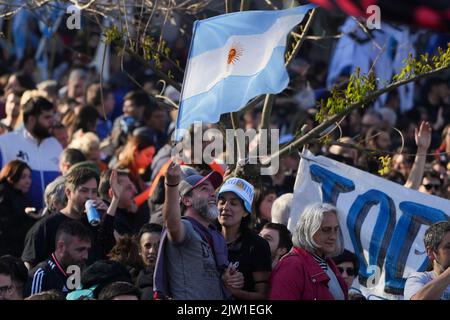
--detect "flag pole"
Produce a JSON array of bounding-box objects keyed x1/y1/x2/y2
[
  {"x1": 229, "y1": 0, "x2": 249, "y2": 177},
  {"x1": 173, "y1": 19, "x2": 199, "y2": 143}
]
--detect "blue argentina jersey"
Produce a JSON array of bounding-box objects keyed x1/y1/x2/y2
[{"x1": 0, "y1": 128, "x2": 62, "y2": 209}]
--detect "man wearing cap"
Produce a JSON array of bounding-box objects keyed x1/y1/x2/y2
[{"x1": 153, "y1": 160, "x2": 243, "y2": 300}]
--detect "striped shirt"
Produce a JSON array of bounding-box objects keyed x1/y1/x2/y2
[
  {"x1": 25, "y1": 254, "x2": 69, "y2": 297},
  {"x1": 311, "y1": 252, "x2": 328, "y2": 272}
]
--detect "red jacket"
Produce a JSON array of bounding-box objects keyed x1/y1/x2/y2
[{"x1": 269, "y1": 247, "x2": 348, "y2": 300}]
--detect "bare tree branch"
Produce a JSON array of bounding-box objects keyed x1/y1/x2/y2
[{"x1": 261, "y1": 65, "x2": 450, "y2": 166}]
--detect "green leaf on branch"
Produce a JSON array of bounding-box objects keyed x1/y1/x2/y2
[{"x1": 317, "y1": 44, "x2": 450, "y2": 124}]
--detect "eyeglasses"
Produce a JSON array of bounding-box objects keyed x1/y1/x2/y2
[
  {"x1": 337, "y1": 267, "x2": 355, "y2": 276},
  {"x1": 423, "y1": 183, "x2": 440, "y2": 191},
  {"x1": 0, "y1": 284, "x2": 14, "y2": 296}
]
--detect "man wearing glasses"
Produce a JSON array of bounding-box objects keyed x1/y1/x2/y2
[{"x1": 0, "y1": 263, "x2": 16, "y2": 300}]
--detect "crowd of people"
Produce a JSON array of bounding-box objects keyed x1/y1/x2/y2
[{"x1": 0, "y1": 2, "x2": 450, "y2": 301}]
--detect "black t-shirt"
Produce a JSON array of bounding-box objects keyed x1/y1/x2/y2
[
  {"x1": 136, "y1": 266, "x2": 154, "y2": 300},
  {"x1": 114, "y1": 205, "x2": 150, "y2": 236},
  {"x1": 227, "y1": 230, "x2": 272, "y2": 293},
  {"x1": 22, "y1": 212, "x2": 115, "y2": 266}
]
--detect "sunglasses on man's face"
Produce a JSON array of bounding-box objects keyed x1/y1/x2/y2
[
  {"x1": 338, "y1": 267, "x2": 355, "y2": 276},
  {"x1": 423, "y1": 183, "x2": 440, "y2": 191}
]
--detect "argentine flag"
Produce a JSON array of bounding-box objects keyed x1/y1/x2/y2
[{"x1": 175, "y1": 4, "x2": 317, "y2": 141}]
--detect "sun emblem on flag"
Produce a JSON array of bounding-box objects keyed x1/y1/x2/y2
[
  {"x1": 236, "y1": 181, "x2": 245, "y2": 190},
  {"x1": 227, "y1": 42, "x2": 243, "y2": 65}
]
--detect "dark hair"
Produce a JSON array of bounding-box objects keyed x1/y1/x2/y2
[
  {"x1": 138, "y1": 223, "x2": 163, "y2": 240},
  {"x1": 55, "y1": 220, "x2": 92, "y2": 244},
  {"x1": 98, "y1": 281, "x2": 140, "y2": 300},
  {"x1": 0, "y1": 255, "x2": 28, "y2": 289},
  {"x1": 65, "y1": 166, "x2": 99, "y2": 191},
  {"x1": 0, "y1": 160, "x2": 31, "y2": 186},
  {"x1": 10, "y1": 71, "x2": 36, "y2": 90},
  {"x1": 332, "y1": 249, "x2": 360, "y2": 275},
  {"x1": 0, "y1": 262, "x2": 12, "y2": 278},
  {"x1": 262, "y1": 223, "x2": 293, "y2": 252},
  {"x1": 86, "y1": 83, "x2": 112, "y2": 107},
  {"x1": 60, "y1": 148, "x2": 86, "y2": 167},
  {"x1": 385, "y1": 169, "x2": 406, "y2": 185},
  {"x1": 98, "y1": 169, "x2": 129, "y2": 200},
  {"x1": 116, "y1": 128, "x2": 156, "y2": 171},
  {"x1": 143, "y1": 102, "x2": 165, "y2": 119},
  {"x1": 81, "y1": 260, "x2": 132, "y2": 298},
  {"x1": 69, "y1": 106, "x2": 99, "y2": 139},
  {"x1": 424, "y1": 221, "x2": 450, "y2": 252},
  {"x1": 123, "y1": 90, "x2": 151, "y2": 109},
  {"x1": 22, "y1": 96, "x2": 54, "y2": 124},
  {"x1": 422, "y1": 170, "x2": 441, "y2": 182},
  {"x1": 5, "y1": 88, "x2": 24, "y2": 99},
  {"x1": 252, "y1": 182, "x2": 277, "y2": 220}
]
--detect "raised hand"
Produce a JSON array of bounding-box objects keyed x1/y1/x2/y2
[
  {"x1": 165, "y1": 158, "x2": 182, "y2": 186},
  {"x1": 109, "y1": 169, "x2": 124, "y2": 200},
  {"x1": 415, "y1": 121, "x2": 432, "y2": 152}
]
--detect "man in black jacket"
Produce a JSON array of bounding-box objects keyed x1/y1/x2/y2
[{"x1": 24, "y1": 220, "x2": 92, "y2": 297}]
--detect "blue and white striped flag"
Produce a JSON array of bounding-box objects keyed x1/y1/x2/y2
[{"x1": 174, "y1": 4, "x2": 316, "y2": 141}]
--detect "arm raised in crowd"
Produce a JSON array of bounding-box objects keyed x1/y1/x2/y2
[
  {"x1": 404, "y1": 121, "x2": 432, "y2": 190},
  {"x1": 97, "y1": 170, "x2": 123, "y2": 253},
  {"x1": 163, "y1": 159, "x2": 185, "y2": 244},
  {"x1": 410, "y1": 267, "x2": 450, "y2": 300}
]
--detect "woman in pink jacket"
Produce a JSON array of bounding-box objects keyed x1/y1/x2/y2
[{"x1": 269, "y1": 202, "x2": 348, "y2": 300}]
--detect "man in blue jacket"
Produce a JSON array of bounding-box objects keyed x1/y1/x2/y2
[{"x1": 0, "y1": 95, "x2": 62, "y2": 209}]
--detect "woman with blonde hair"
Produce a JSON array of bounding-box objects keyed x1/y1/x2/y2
[{"x1": 68, "y1": 132, "x2": 107, "y2": 171}]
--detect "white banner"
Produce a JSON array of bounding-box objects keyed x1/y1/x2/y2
[{"x1": 289, "y1": 150, "x2": 450, "y2": 300}]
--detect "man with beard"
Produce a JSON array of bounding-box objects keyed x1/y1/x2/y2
[
  {"x1": 153, "y1": 160, "x2": 244, "y2": 300},
  {"x1": 98, "y1": 169, "x2": 148, "y2": 238},
  {"x1": 0, "y1": 96, "x2": 62, "y2": 209},
  {"x1": 24, "y1": 220, "x2": 91, "y2": 297},
  {"x1": 22, "y1": 167, "x2": 120, "y2": 270}
]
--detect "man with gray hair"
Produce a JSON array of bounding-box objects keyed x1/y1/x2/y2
[
  {"x1": 271, "y1": 193, "x2": 293, "y2": 226},
  {"x1": 404, "y1": 221, "x2": 450, "y2": 300},
  {"x1": 269, "y1": 202, "x2": 347, "y2": 300},
  {"x1": 42, "y1": 176, "x2": 67, "y2": 217}
]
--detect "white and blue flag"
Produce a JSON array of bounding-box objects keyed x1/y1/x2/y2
[{"x1": 175, "y1": 4, "x2": 316, "y2": 141}]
